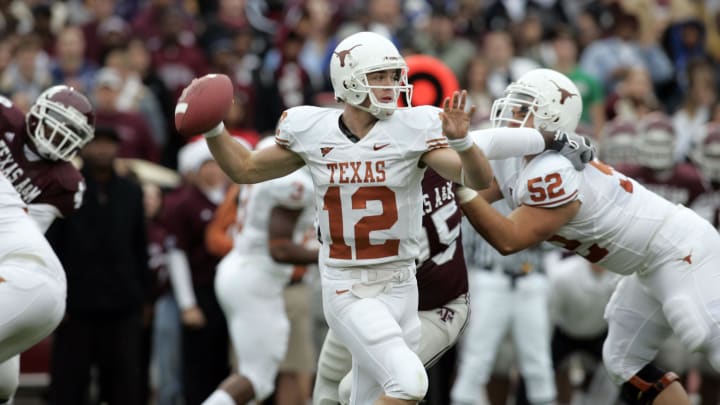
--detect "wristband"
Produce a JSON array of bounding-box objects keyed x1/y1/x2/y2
[
  {"x1": 456, "y1": 186, "x2": 478, "y2": 204},
  {"x1": 447, "y1": 136, "x2": 474, "y2": 152},
  {"x1": 203, "y1": 122, "x2": 225, "y2": 138}
]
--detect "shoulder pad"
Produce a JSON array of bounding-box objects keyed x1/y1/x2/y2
[
  {"x1": 281, "y1": 106, "x2": 338, "y2": 134},
  {"x1": 517, "y1": 153, "x2": 580, "y2": 208},
  {"x1": 393, "y1": 105, "x2": 443, "y2": 131}
]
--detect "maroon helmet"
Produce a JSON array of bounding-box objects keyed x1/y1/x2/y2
[
  {"x1": 697, "y1": 124, "x2": 720, "y2": 183},
  {"x1": 599, "y1": 119, "x2": 638, "y2": 166},
  {"x1": 636, "y1": 112, "x2": 675, "y2": 170},
  {"x1": 26, "y1": 85, "x2": 95, "y2": 161}
]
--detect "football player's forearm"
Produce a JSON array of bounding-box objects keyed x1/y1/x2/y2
[
  {"x1": 269, "y1": 240, "x2": 318, "y2": 265},
  {"x1": 460, "y1": 196, "x2": 524, "y2": 255},
  {"x1": 470, "y1": 127, "x2": 545, "y2": 159},
  {"x1": 458, "y1": 145, "x2": 492, "y2": 190},
  {"x1": 206, "y1": 130, "x2": 253, "y2": 183}
]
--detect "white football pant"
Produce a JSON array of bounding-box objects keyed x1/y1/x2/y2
[
  {"x1": 213, "y1": 251, "x2": 290, "y2": 402},
  {"x1": 0, "y1": 208, "x2": 66, "y2": 399},
  {"x1": 320, "y1": 265, "x2": 427, "y2": 404}
]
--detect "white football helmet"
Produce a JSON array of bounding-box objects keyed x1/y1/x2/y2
[
  {"x1": 636, "y1": 112, "x2": 676, "y2": 171},
  {"x1": 26, "y1": 85, "x2": 95, "y2": 161},
  {"x1": 490, "y1": 68, "x2": 582, "y2": 133},
  {"x1": 329, "y1": 31, "x2": 412, "y2": 120}
]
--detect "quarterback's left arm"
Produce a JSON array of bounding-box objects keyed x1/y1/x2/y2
[{"x1": 422, "y1": 91, "x2": 492, "y2": 190}]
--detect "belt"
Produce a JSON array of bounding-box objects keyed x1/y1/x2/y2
[
  {"x1": 349, "y1": 268, "x2": 413, "y2": 284},
  {"x1": 481, "y1": 265, "x2": 531, "y2": 288}
]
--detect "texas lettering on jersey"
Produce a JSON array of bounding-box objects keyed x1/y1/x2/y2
[{"x1": 326, "y1": 161, "x2": 386, "y2": 184}]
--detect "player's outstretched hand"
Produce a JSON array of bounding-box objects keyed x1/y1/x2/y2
[
  {"x1": 549, "y1": 131, "x2": 596, "y2": 170},
  {"x1": 440, "y1": 90, "x2": 476, "y2": 140}
]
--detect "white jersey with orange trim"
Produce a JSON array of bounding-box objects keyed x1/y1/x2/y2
[
  {"x1": 232, "y1": 167, "x2": 315, "y2": 278},
  {"x1": 0, "y1": 172, "x2": 25, "y2": 213},
  {"x1": 275, "y1": 105, "x2": 447, "y2": 269},
  {"x1": 491, "y1": 153, "x2": 677, "y2": 275}
]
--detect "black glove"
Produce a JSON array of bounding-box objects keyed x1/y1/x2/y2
[{"x1": 549, "y1": 131, "x2": 596, "y2": 170}]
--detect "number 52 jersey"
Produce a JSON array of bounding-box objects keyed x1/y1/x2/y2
[
  {"x1": 275, "y1": 105, "x2": 448, "y2": 269},
  {"x1": 491, "y1": 152, "x2": 680, "y2": 275}
]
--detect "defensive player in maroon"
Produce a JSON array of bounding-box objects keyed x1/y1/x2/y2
[
  {"x1": 615, "y1": 112, "x2": 707, "y2": 207},
  {"x1": 0, "y1": 85, "x2": 95, "y2": 232},
  {"x1": 312, "y1": 167, "x2": 470, "y2": 404}
]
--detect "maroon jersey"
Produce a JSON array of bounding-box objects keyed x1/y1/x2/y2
[
  {"x1": 95, "y1": 110, "x2": 161, "y2": 163},
  {"x1": 615, "y1": 163, "x2": 708, "y2": 206},
  {"x1": 161, "y1": 185, "x2": 220, "y2": 287},
  {"x1": 416, "y1": 169, "x2": 468, "y2": 311},
  {"x1": 0, "y1": 101, "x2": 84, "y2": 217}
]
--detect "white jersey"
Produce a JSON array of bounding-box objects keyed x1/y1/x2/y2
[
  {"x1": 232, "y1": 167, "x2": 315, "y2": 278},
  {"x1": 492, "y1": 153, "x2": 677, "y2": 275},
  {"x1": 276, "y1": 105, "x2": 447, "y2": 269},
  {"x1": 0, "y1": 172, "x2": 25, "y2": 213}
]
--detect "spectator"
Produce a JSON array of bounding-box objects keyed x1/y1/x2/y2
[
  {"x1": 80, "y1": 0, "x2": 120, "y2": 63},
  {"x1": 672, "y1": 58, "x2": 717, "y2": 163},
  {"x1": 412, "y1": 8, "x2": 475, "y2": 82},
  {"x1": 149, "y1": 5, "x2": 208, "y2": 101},
  {"x1": 131, "y1": 0, "x2": 197, "y2": 52},
  {"x1": 462, "y1": 55, "x2": 493, "y2": 125},
  {"x1": 162, "y1": 139, "x2": 231, "y2": 404},
  {"x1": 604, "y1": 66, "x2": 660, "y2": 122},
  {"x1": 104, "y1": 46, "x2": 168, "y2": 149},
  {"x1": 616, "y1": 112, "x2": 707, "y2": 207},
  {"x1": 125, "y1": 37, "x2": 177, "y2": 166},
  {"x1": 47, "y1": 126, "x2": 151, "y2": 405},
  {"x1": 93, "y1": 66, "x2": 162, "y2": 163},
  {"x1": 50, "y1": 25, "x2": 98, "y2": 94},
  {"x1": 294, "y1": 0, "x2": 339, "y2": 92},
  {"x1": 482, "y1": 30, "x2": 540, "y2": 99},
  {"x1": 0, "y1": 34, "x2": 51, "y2": 103},
  {"x1": 579, "y1": 7, "x2": 673, "y2": 94},
  {"x1": 549, "y1": 26, "x2": 605, "y2": 137}
]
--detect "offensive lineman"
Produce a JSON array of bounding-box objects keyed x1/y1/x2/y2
[{"x1": 458, "y1": 68, "x2": 713, "y2": 405}]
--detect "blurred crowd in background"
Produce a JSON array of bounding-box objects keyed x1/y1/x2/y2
[{"x1": 4, "y1": 0, "x2": 720, "y2": 404}]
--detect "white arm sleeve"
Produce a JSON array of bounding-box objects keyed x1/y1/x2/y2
[
  {"x1": 166, "y1": 248, "x2": 197, "y2": 310},
  {"x1": 27, "y1": 203, "x2": 61, "y2": 233},
  {"x1": 470, "y1": 127, "x2": 545, "y2": 160}
]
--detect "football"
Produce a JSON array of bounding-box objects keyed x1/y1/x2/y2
[{"x1": 174, "y1": 73, "x2": 234, "y2": 137}]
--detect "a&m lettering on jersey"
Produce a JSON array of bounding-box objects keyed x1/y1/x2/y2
[
  {"x1": 0, "y1": 138, "x2": 41, "y2": 202},
  {"x1": 422, "y1": 179, "x2": 455, "y2": 214},
  {"x1": 327, "y1": 161, "x2": 387, "y2": 184}
]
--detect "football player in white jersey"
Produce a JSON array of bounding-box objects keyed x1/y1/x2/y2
[
  {"x1": 456, "y1": 68, "x2": 717, "y2": 405},
  {"x1": 180, "y1": 31, "x2": 591, "y2": 405},
  {"x1": 202, "y1": 139, "x2": 318, "y2": 405},
  {"x1": 0, "y1": 173, "x2": 67, "y2": 404}
]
